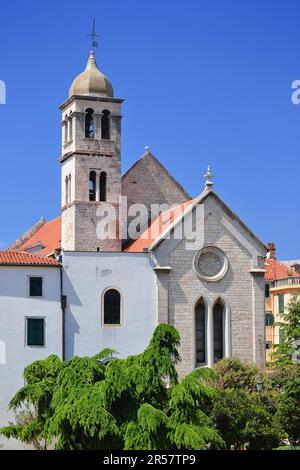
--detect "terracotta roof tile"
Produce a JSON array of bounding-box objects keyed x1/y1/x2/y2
[
  {"x1": 0, "y1": 250, "x2": 60, "y2": 266},
  {"x1": 17, "y1": 217, "x2": 61, "y2": 256},
  {"x1": 124, "y1": 200, "x2": 194, "y2": 252},
  {"x1": 264, "y1": 258, "x2": 300, "y2": 281}
]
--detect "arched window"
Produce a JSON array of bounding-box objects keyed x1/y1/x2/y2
[
  {"x1": 99, "y1": 172, "x2": 107, "y2": 202},
  {"x1": 65, "y1": 176, "x2": 69, "y2": 205},
  {"x1": 85, "y1": 108, "x2": 94, "y2": 138},
  {"x1": 103, "y1": 289, "x2": 121, "y2": 325},
  {"x1": 213, "y1": 301, "x2": 224, "y2": 363},
  {"x1": 68, "y1": 174, "x2": 72, "y2": 203},
  {"x1": 195, "y1": 299, "x2": 206, "y2": 366},
  {"x1": 68, "y1": 112, "x2": 73, "y2": 141},
  {"x1": 89, "y1": 171, "x2": 96, "y2": 201},
  {"x1": 101, "y1": 110, "x2": 110, "y2": 140},
  {"x1": 63, "y1": 116, "x2": 68, "y2": 144}
]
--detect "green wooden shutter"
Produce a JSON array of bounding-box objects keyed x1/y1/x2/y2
[
  {"x1": 279, "y1": 326, "x2": 285, "y2": 345},
  {"x1": 278, "y1": 294, "x2": 285, "y2": 314},
  {"x1": 265, "y1": 283, "x2": 270, "y2": 298},
  {"x1": 27, "y1": 319, "x2": 44, "y2": 346},
  {"x1": 266, "y1": 313, "x2": 274, "y2": 326}
]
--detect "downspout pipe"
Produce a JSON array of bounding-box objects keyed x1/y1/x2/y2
[{"x1": 59, "y1": 264, "x2": 66, "y2": 361}]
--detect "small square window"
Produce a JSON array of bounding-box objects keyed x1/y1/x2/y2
[
  {"x1": 26, "y1": 318, "x2": 45, "y2": 346},
  {"x1": 29, "y1": 277, "x2": 43, "y2": 297}
]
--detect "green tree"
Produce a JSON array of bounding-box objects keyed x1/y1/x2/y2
[
  {"x1": 211, "y1": 357, "x2": 282, "y2": 449},
  {"x1": 211, "y1": 389, "x2": 249, "y2": 449},
  {"x1": 0, "y1": 324, "x2": 224, "y2": 450},
  {"x1": 273, "y1": 297, "x2": 300, "y2": 367},
  {"x1": 276, "y1": 376, "x2": 300, "y2": 440},
  {"x1": 0, "y1": 354, "x2": 63, "y2": 449}
]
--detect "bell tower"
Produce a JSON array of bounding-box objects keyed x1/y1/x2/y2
[{"x1": 59, "y1": 50, "x2": 123, "y2": 251}]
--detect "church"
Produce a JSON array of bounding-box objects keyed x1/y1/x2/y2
[{"x1": 0, "y1": 49, "x2": 267, "y2": 448}]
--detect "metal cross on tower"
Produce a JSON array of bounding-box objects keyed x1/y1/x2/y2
[{"x1": 87, "y1": 18, "x2": 99, "y2": 51}]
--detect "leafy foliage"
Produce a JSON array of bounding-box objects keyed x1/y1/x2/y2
[
  {"x1": 272, "y1": 297, "x2": 300, "y2": 367},
  {"x1": 2, "y1": 327, "x2": 297, "y2": 450},
  {"x1": 276, "y1": 376, "x2": 300, "y2": 440},
  {"x1": 212, "y1": 357, "x2": 283, "y2": 449},
  {"x1": 0, "y1": 324, "x2": 224, "y2": 450}
]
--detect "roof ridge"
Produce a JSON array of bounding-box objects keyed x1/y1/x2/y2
[
  {"x1": 122, "y1": 151, "x2": 191, "y2": 199},
  {"x1": 9, "y1": 217, "x2": 46, "y2": 250}
]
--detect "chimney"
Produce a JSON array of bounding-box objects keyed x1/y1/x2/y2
[{"x1": 267, "y1": 242, "x2": 276, "y2": 260}]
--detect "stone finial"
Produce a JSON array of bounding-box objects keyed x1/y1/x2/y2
[
  {"x1": 145, "y1": 145, "x2": 150, "y2": 154},
  {"x1": 204, "y1": 165, "x2": 214, "y2": 190}
]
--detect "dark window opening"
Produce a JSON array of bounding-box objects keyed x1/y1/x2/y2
[
  {"x1": 265, "y1": 283, "x2": 270, "y2": 298},
  {"x1": 85, "y1": 108, "x2": 94, "y2": 138},
  {"x1": 29, "y1": 277, "x2": 43, "y2": 297},
  {"x1": 101, "y1": 110, "x2": 110, "y2": 140},
  {"x1": 27, "y1": 318, "x2": 44, "y2": 346},
  {"x1": 100, "y1": 172, "x2": 107, "y2": 202},
  {"x1": 266, "y1": 312, "x2": 274, "y2": 326},
  {"x1": 213, "y1": 302, "x2": 224, "y2": 363},
  {"x1": 104, "y1": 289, "x2": 121, "y2": 325},
  {"x1": 195, "y1": 300, "x2": 206, "y2": 365},
  {"x1": 89, "y1": 171, "x2": 96, "y2": 201}
]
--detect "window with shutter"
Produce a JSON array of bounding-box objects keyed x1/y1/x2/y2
[
  {"x1": 278, "y1": 294, "x2": 285, "y2": 314},
  {"x1": 27, "y1": 318, "x2": 45, "y2": 346},
  {"x1": 279, "y1": 326, "x2": 285, "y2": 345},
  {"x1": 265, "y1": 283, "x2": 270, "y2": 298},
  {"x1": 265, "y1": 313, "x2": 274, "y2": 326}
]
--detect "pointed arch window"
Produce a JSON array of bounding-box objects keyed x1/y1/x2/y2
[
  {"x1": 85, "y1": 108, "x2": 94, "y2": 138},
  {"x1": 68, "y1": 174, "x2": 72, "y2": 203},
  {"x1": 99, "y1": 172, "x2": 107, "y2": 202},
  {"x1": 89, "y1": 171, "x2": 96, "y2": 201},
  {"x1": 103, "y1": 289, "x2": 121, "y2": 325},
  {"x1": 213, "y1": 301, "x2": 224, "y2": 363},
  {"x1": 195, "y1": 299, "x2": 206, "y2": 366},
  {"x1": 101, "y1": 110, "x2": 110, "y2": 140}
]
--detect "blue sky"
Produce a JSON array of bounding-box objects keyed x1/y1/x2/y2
[{"x1": 0, "y1": 0, "x2": 299, "y2": 259}]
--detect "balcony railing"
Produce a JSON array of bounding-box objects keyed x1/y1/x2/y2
[{"x1": 272, "y1": 277, "x2": 300, "y2": 288}]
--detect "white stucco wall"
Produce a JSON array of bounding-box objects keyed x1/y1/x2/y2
[
  {"x1": 0, "y1": 266, "x2": 61, "y2": 449},
  {"x1": 62, "y1": 251, "x2": 157, "y2": 360}
]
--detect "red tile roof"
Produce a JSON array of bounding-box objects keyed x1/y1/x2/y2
[
  {"x1": 264, "y1": 258, "x2": 300, "y2": 281},
  {"x1": 17, "y1": 217, "x2": 61, "y2": 257},
  {"x1": 124, "y1": 200, "x2": 195, "y2": 252},
  {"x1": 0, "y1": 250, "x2": 60, "y2": 266}
]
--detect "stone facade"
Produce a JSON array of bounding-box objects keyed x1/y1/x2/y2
[
  {"x1": 122, "y1": 150, "x2": 190, "y2": 233},
  {"x1": 60, "y1": 95, "x2": 123, "y2": 252},
  {"x1": 151, "y1": 193, "x2": 266, "y2": 378}
]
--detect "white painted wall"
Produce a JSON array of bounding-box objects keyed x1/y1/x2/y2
[
  {"x1": 62, "y1": 251, "x2": 157, "y2": 360},
  {"x1": 0, "y1": 266, "x2": 61, "y2": 449}
]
